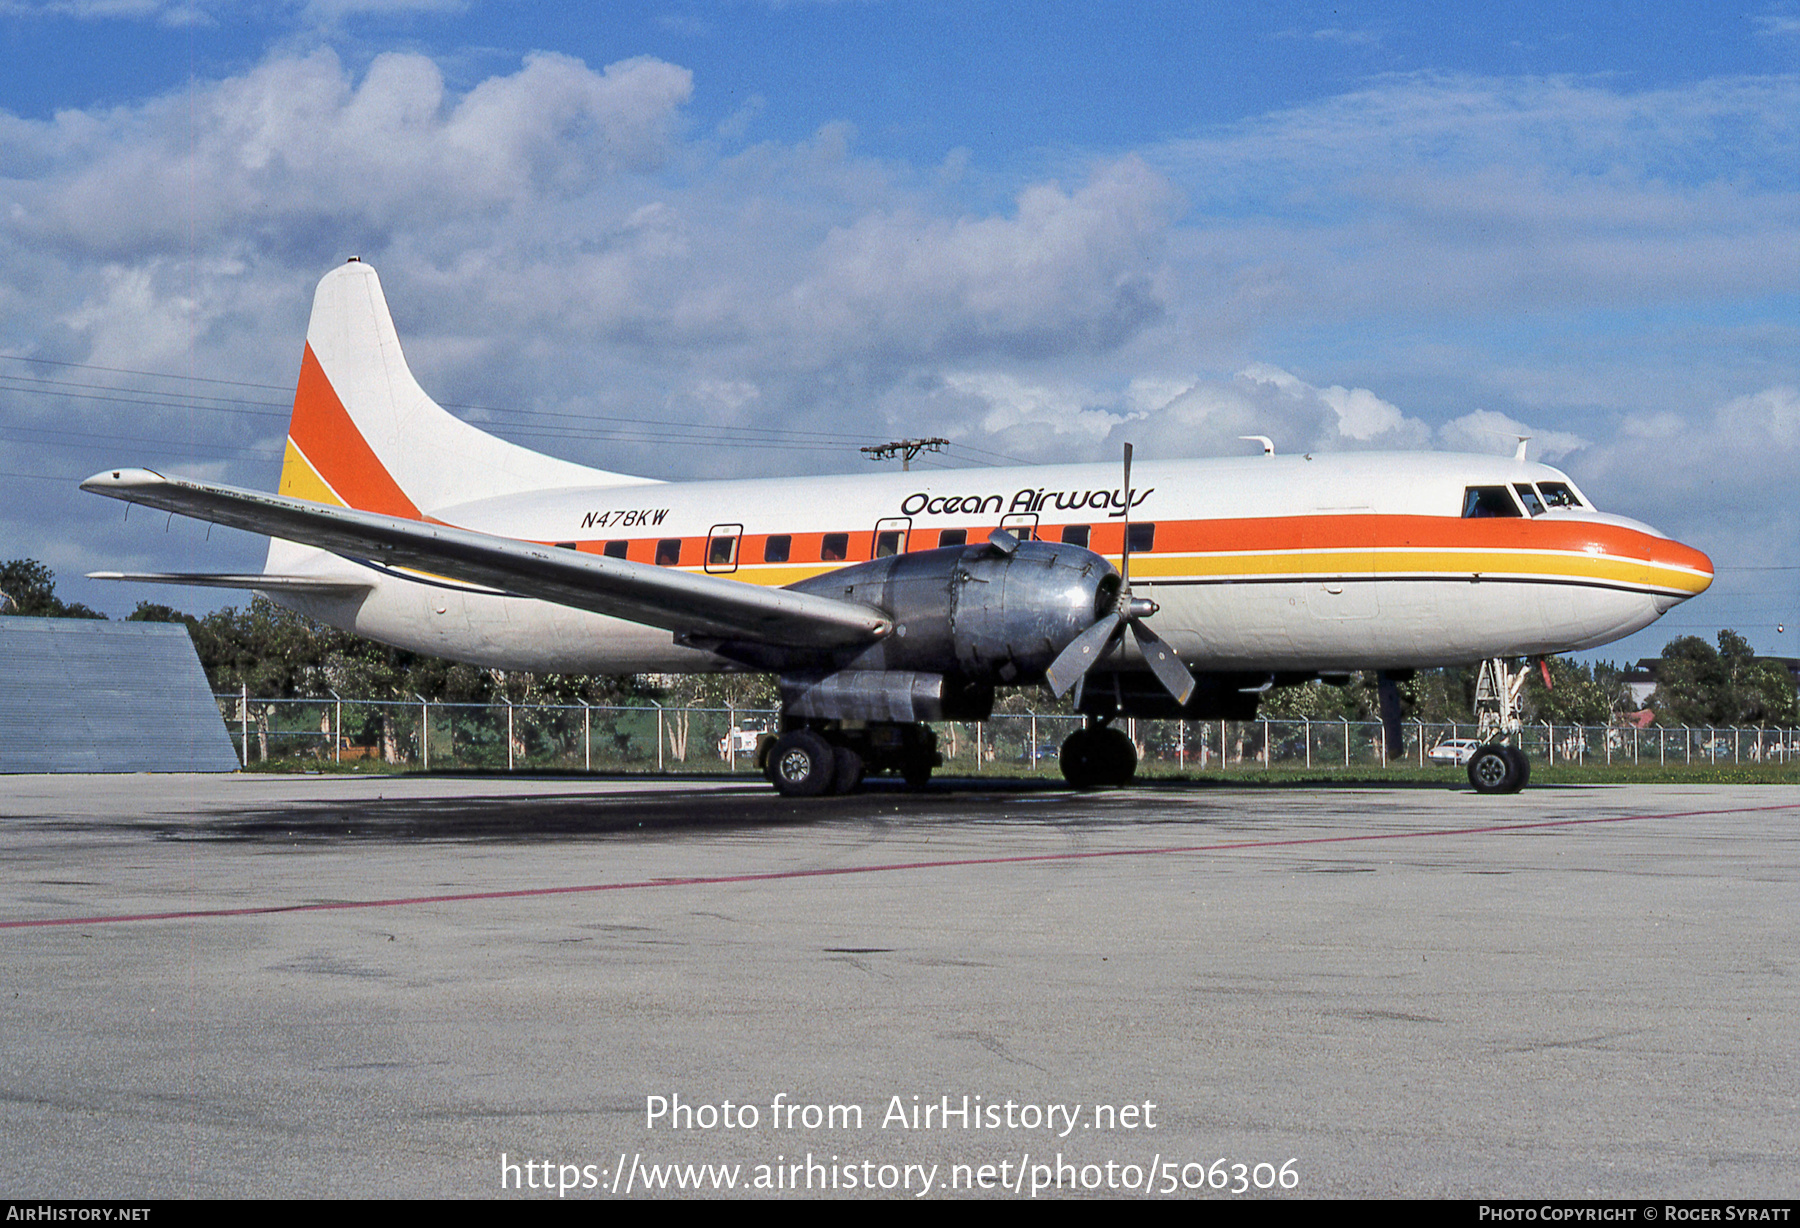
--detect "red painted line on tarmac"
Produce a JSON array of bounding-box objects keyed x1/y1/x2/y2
[{"x1": 4, "y1": 799, "x2": 1796, "y2": 931}]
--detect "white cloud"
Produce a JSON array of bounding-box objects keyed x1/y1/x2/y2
[
  {"x1": 790, "y1": 156, "x2": 1177, "y2": 365},
  {"x1": 1437, "y1": 409, "x2": 1586, "y2": 462}
]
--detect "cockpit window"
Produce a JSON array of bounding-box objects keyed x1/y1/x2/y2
[
  {"x1": 1513, "y1": 484, "x2": 1546, "y2": 517},
  {"x1": 1538, "y1": 482, "x2": 1582, "y2": 508},
  {"x1": 1462, "y1": 486, "x2": 1522, "y2": 518}
]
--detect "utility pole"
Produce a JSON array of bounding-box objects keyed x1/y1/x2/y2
[{"x1": 862, "y1": 437, "x2": 949, "y2": 471}]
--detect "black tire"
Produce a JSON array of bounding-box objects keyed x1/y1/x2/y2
[
  {"x1": 1061, "y1": 728, "x2": 1100, "y2": 788},
  {"x1": 1501, "y1": 745, "x2": 1530, "y2": 793},
  {"x1": 830, "y1": 745, "x2": 866, "y2": 795},
  {"x1": 901, "y1": 753, "x2": 933, "y2": 791},
  {"x1": 1094, "y1": 726, "x2": 1138, "y2": 786},
  {"x1": 1467, "y1": 744, "x2": 1520, "y2": 795},
  {"x1": 769, "y1": 730, "x2": 837, "y2": 797},
  {"x1": 1064, "y1": 726, "x2": 1139, "y2": 788}
]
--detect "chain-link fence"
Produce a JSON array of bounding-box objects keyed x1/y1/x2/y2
[{"x1": 215, "y1": 692, "x2": 1799, "y2": 774}]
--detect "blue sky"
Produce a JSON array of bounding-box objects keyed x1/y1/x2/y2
[{"x1": 2, "y1": 1, "x2": 1797, "y2": 666}]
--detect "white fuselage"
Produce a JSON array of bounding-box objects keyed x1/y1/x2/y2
[{"x1": 266, "y1": 450, "x2": 1712, "y2": 678}]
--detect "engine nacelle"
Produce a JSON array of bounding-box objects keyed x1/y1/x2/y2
[{"x1": 788, "y1": 538, "x2": 1119, "y2": 685}]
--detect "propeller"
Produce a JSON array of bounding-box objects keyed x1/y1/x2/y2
[{"x1": 1044, "y1": 442, "x2": 1197, "y2": 706}]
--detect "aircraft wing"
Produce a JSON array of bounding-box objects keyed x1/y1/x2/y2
[{"x1": 80, "y1": 468, "x2": 892, "y2": 649}]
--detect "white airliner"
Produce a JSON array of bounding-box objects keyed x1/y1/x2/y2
[{"x1": 83, "y1": 260, "x2": 1713, "y2": 795}]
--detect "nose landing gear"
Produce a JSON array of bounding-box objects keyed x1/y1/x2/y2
[{"x1": 1467, "y1": 656, "x2": 1534, "y2": 794}]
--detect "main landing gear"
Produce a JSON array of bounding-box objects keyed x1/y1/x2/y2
[
  {"x1": 1059, "y1": 721, "x2": 1138, "y2": 789},
  {"x1": 762, "y1": 722, "x2": 939, "y2": 797}
]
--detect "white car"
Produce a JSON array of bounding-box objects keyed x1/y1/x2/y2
[{"x1": 1427, "y1": 738, "x2": 1483, "y2": 766}]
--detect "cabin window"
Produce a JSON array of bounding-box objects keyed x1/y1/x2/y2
[
  {"x1": 763, "y1": 535, "x2": 791, "y2": 563},
  {"x1": 655, "y1": 538, "x2": 682, "y2": 566},
  {"x1": 553, "y1": 541, "x2": 577, "y2": 550},
  {"x1": 937, "y1": 528, "x2": 967, "y2": 548},
  {"x1": 1539, "y1": 482, "x2": 1582, "y2": 508},
  {"x1": 1513, "y1": 484, "x2": 1546, "y2": 516},
  {"x1": 874, "y1": 529, "x2": 904, "y2": 558},
  {"x1": 603, "y1": 540, "x2": 628, "y2": 559},
  {"x1": 1127, "y1": 523, "x2": 1156, "y2": 553},
  {"x1": 820, "y1": 532, "x2": 849, "y2": 562},
  {"x1": 1061, "y1": 525, "x2": 1091, "y2": 548},
  {"x1": 708, "y1": 535, "x2": 738, "y2": 568},
  {"x1": 1461, "y1": 487, "x2": 1522, "y2": 518}
]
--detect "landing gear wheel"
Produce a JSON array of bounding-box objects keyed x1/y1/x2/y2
[
  {"x1": 1061, "y1": 727, "x2": 1138, "y2": 788},
  {"x1": 830, "y1": 745, "x2": 865, "y2": 795},
  {"x1": 901, "y1": 753, "x2": 933, "y2": 791},
  {"x1": 1095, "y1": 726, "x2": 1138, "y2": 786},
  {"x1": 770, "y1": 730, "x2": 837, "y2": 797},
  {"x1": 1060, "y1": 728, "x2": 1100, "y2": 788},
  {"x1": 1502, "y1": 745, "x2": 1530, "y2": 793},
  {"x1": 1467, "y1": 744, "x2": 1526, "y2": 795}
]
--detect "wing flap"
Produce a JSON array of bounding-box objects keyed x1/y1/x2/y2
[{"x1": 81, "y1": 469, "x2": 891, "y2": 649}]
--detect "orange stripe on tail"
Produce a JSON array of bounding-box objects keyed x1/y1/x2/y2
[{"x1": 278, "y1": 343, "x2": 420, "y2": 520}]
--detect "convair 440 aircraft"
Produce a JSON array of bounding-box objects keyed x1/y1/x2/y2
[{"x1": 83, "y1": 260, "x2": 1712, "y2": 795}]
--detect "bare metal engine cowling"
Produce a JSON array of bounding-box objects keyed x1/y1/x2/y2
[{"x1": 788, "y1": 539, "x2": 1120, "y2": 684}]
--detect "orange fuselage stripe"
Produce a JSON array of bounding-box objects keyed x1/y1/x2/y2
[{"x1": 526, "y1": 516, "x2": 1712, "y2": 596}]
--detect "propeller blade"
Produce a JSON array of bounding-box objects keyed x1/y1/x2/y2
[
  {"x1": 1045, "y1": 611, "x2": 1125, "y2": 698},
  {"x1": 1127, "y1": 619, "x2": 1197, "y2": 707}
]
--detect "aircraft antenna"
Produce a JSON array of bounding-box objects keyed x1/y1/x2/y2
[{"x1": 862, "y1": 438, "x2": 950, "y2": 472}]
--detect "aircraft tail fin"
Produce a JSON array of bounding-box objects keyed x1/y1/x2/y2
[{"x1": 276, "y1": 259, "x2": 652, "y2": 521}]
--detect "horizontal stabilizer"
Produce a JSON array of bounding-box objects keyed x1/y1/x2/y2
[
  {"x1": 81, "y1": 468, "x2": 892, "y2": 649},
  {"x1": 88, "y1": 572, "x2": 373, "y2": 596}
]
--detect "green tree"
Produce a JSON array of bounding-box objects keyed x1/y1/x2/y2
[
  {"x1": 1650, "y1": 631, "x2": 1799, "y2": 727},
  {"x1": 1522, "y1": 657, "x2": 1626, "y2": 725},
  {"x1": 125, "y1": 601, "x2": 197, "y2": 627},
  {"x1": 0, "y1": 559, "x2": 105, "y2": 619}
]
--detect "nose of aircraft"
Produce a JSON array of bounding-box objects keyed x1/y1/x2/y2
[{"x1": 1646, "y1": 529, "x2": 1713, "y2": 612}]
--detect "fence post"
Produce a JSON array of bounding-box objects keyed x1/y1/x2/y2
[
  {"x1": 240, "y1": 682, "x2": 249, "y2": 766},
  {"x1": 583, "y1": 702, "x2": 591, "y2": 772},
  {"x1": 1342, "y1": 716, "x2": 1350, "y2": 767},
  {"x1": 416, "y1": 693, "x2": 429, "y2": 771},
  {"x1": 653, "y1": 701, "x2": 664, "y2": 773}
]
